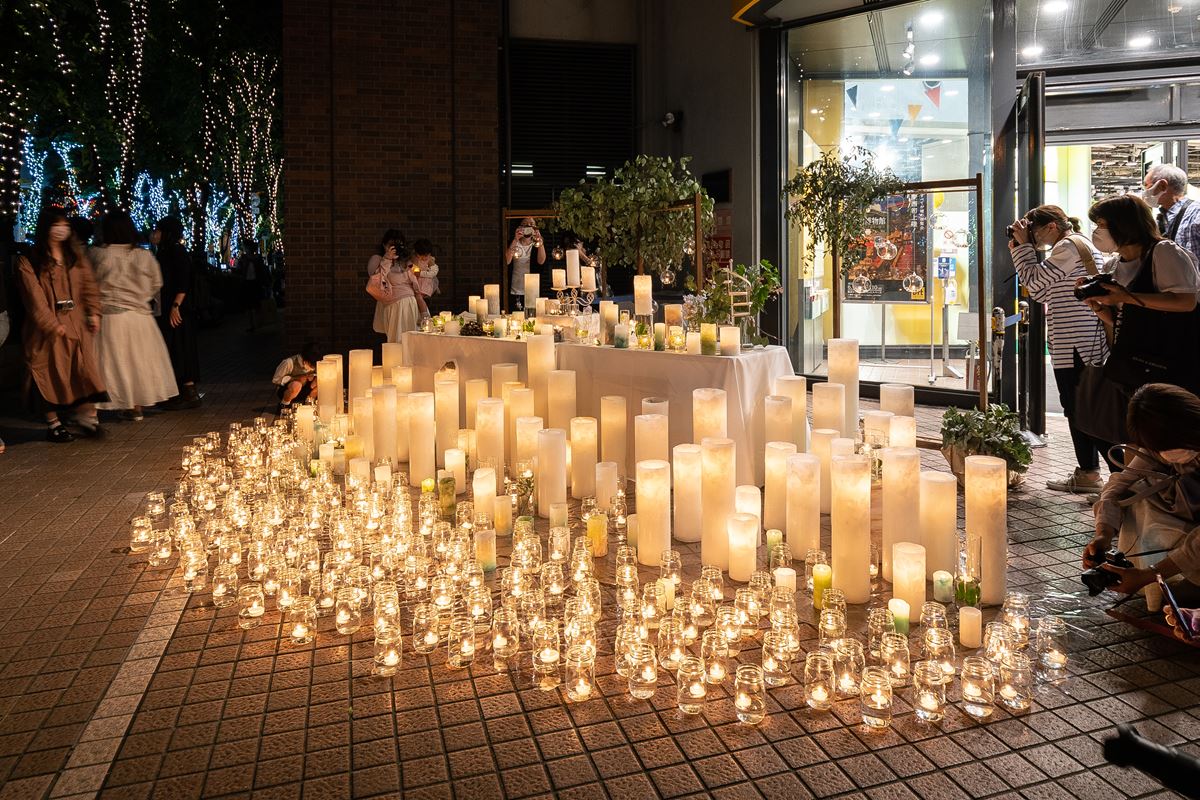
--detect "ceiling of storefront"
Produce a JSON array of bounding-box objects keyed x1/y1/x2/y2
[{"x1": 1017, "y1": 0, "x2": 1200, "y2": 68}]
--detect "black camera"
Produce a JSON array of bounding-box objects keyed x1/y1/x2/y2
[
  {"x1": 55, "y1": 298, "x2": 76, "y2": 312},
  {"x1": 1081, "y1": 548, "x2": 1135, "y2": 596},
  {"x1": 1073, "y1": 272, "x2": 1116, "y2": 301},
  {"x1": 1006, "y1": 225, "x2": 1015, "y2": 241}
]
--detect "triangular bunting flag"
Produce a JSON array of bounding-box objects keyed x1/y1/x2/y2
[
  {"x1": 890, "y1": 118, "x2": 904, "y2": 137},
  {"x1": 846, "y1": 84, "x2": 858, "y2": 109},
  {"x1": 907, "y1": 103, "x2": 922, "y2": 122},
  {"x1": 922, "y1": 80, "x2": 942, "y2": 108}
]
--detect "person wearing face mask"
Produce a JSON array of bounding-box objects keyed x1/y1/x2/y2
[
  {"x1": 367, "y1": 229, "x2": 428, "y2": 342},
  {"x1": 1009, "y1": 205, "x2": 1111, "y2": 492},
  {"x1": 15, "y1": 206, "x2": 108, "y2": 442},
  {"x1": 505, "y1": 217, "x2": 546, "y2": 310},
  {"x1": 1143, "y1": 164, "x2": 1200, "y2": 268},
  {"x1": 1085, "y1": 383, "x2": 1200, "y2": 598}
]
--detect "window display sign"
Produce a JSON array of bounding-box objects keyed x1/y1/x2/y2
[{"x1": 843, "y1": 193, "x2": 929, "y2": 305}]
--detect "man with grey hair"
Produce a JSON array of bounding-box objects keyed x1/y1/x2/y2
[{"x1": 1144, "y1": 163, "x2": 1200, "y2": 267}]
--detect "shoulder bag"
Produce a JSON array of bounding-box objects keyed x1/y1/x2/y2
[{"x1": 366, "y1": 271, "x2": 399, "y2": 304}]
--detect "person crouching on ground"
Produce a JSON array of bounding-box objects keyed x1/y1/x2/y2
[{"x1": 273, "y1": 341, "x2": 321, "y2": 411}]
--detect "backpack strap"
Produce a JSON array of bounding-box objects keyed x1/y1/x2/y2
[{"x1": 1067, "y1": 235, "x2": 1098, "y2": 276}]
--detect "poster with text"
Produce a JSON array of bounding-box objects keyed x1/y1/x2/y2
[{"x1": 842, "y1": 193, "x2": 929, "y2": 304}]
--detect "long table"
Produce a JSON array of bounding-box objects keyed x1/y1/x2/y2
[{"x1": 402, "y1": 331, "x2": 795, "y2": 485}]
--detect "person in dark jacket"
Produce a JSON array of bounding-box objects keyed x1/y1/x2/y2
[{"x1": 151, "y1": 217, "x2": 202, "y2": 408}]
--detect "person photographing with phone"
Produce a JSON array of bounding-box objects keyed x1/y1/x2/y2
[{"x1": 505, "y1": 217, "x2": 546, "y2": 310}]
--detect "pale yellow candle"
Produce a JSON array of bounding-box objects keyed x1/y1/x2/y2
[
  {"x1": 565, "y1": 249, "x2": 581, "y2": 286},
  {"x1": 966, "y1": 455, "x2": 1007, "y2": 605},
  {"x1": 547, "y1": 370, "x2": 576, "y2": 433},
  {"x1": 408, "y1": 392, "x2": 435, "y2": 486},
  {"x1": 352, "y1": 396, "x2": 375, "y2": 462},
  {"x1": 570, "y1": 417, "x2": 598, "y2": 500},
  {"x1": 600, "y1": 395, "x2": 627, "y2": 477},
  {"x1": 634, "y1": 414, "x2": 669, "y2": 465},
  {"x1": 735, "y1": 485, "x2": 761, "y2": 532},
  {"x1": 892, "y1": 542, "x2": 926, "y2": 613},
  {"x1": 508, "y1": 386, "x2": 535, "y2": 470},
  {"x1": 959, "y1": 607, "x2": 982, "y2": 648},
  {"x1": 701, "y1": 437, "x2": 736, "y2": 570},
  {"x1": 727, "y1": 513, "x2": 759, "y2": 582},
  {"x1": 827, "y1": 338, "x2": 859, "y2": 438},
  {"x1": 381, "y1": 342, "x2": 405, "y2": 376},
  {"x1": 772, "y1": 375, "x2": 807, "y2": 451},
  {"x1": 764, "y1": 441, "x2": 796, "y2": 534},
  {"x1": 864, "y1": 410, "x2": 893, "y2": 444},
  {"x1": 581, "y1": 265, "x2": 596, "y2": 292},
  {"x1": 491, "y1": 363, "x2": 518, "y2": 398},
  {"x1": 672, "y1": 443, "x2": 702, "y2": 543},
  {"x1": 596, "y1": 461, "x2": 618, "y2": 512},
  {"x1": 434, "y1": 375, "x2": 459, "y2": 468},
  {"x1": 812, "y1": 382, "x2": 845, "y2": 437},
  {"x1": 446, "y1": 448, "x2": 466, "y2": 494},
  {"x1": 349, "y1": 456, "x2": 371, "y2": 482},
  {"x1": 523, "y1": 273, "x2": 541, "y2": 305},
  {"x1": 663, "y1": 303, "x2": 683, "y2": 328},
  {"x1": 719, "y1": 325, "x2": 740, "y2": 355},
  {"x1": 879, "y1": 383, "x2": 915, "y2": 417},
  {"x1": 692, "y1": 388, "x2": 727, "y2": 443},
  {"x1": 642, "y1": 397, "x2": 669, "y2": 417},
  {"x1": 394, "y1": 393, "x2": 410, "y2": 462},
  {"x1": 484, "y1": 284, "x2": 501, "y2": 315},
  {"x1": 476, "y1": 398, "x2": 505, "y2": 473},
  {"x1": 527, "y1": 334, "x2": 555, "y2": 420},
  {"x1": 391, "y1": 365, "x2": 413, "y2": 393},
  {"x1": 516, "y1": 416, "x2": 544, "y2": 468},
  {"x1": 473, "y1": 467, "x2": 496, "y2": 519},
  {"x1": 295, "y1": 404, "x2": 315, "y2": 444},
  {"x1": 464, "y1": 379, "x2": 489, "y2": 429},
  {"x1": 348, "y1": 349, "x2": 374, "y2": 404},
  {"x1": 764, "y1": 395, "x2": 793, "y2": 449},
  {"x1": 636, "y1": 459, "x2": 671, "y2": 566},
  {"x1": 371, "y1": 366, "x2": 384, "y2": 387},
  {"x1": 316, "y1": 358, "x2": 339, "y2": 423},
  {"x1": 633, "y1": 274, "x2": 653, "y2": 316},
  {"x1": 889, "y1": 415, "x2": 917, "y2": 449},
  {"x1": 537, "y1": 428, "x2": 567, "y2": 519},
  {"x1": 810, "y1": 428, "x2": 839, "y2": 515},
  {"x1": 785, "y1": 453, "x2": 820, "y2": 560},
  {"x1": 920, "y1": 471, "x2": 958, "y2": 577},
  {"x1": 831, "y1": 454, "x2": 871, "y2": 603},
  {"x1": 343, "y1": 434, "x2": 364, "y2": 461},
  {"x1": 686, "y1": 331, "x2": 702, "y2": 354},
  {"x1": 371, "y1": 385, "x2": 397, "y2": 465},
  {"x1": 882, "y1": 447, "x2": 921, "y2": 582}
]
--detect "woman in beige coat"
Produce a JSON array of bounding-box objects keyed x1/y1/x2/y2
[{"x1": 16, "y1": 207, "x2": 108, "y2": 442}]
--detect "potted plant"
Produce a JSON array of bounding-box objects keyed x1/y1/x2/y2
[
  {"x1": 683, "y1": 259, "x2": 782, "y2": 345},
  {"x1": 940, "y1": 404, "x2": 1033, "y2": 488}
]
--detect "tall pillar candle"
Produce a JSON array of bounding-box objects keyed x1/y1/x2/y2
[
  {"x1": 701, "y1": 438, "x2": 736, "y2": 570},
  {"x1": 381, "y1": 342, "x2": 405, "y2": 376},
  {"x1": 394, "y1": 393, "x2": 410, "y2": 462},
  {"x1": 966, "y1": 455, "x2": 1007, "y2": 605},
  {"x1": 352, "y1": 396, "x2": 375, "y2": 463},
  {"x1": 391, "y1": 365, "x2": 413, "y2": 393},
  {"x1": 330, "y1": 354, "x2": 343, "y2": 418},
  {"x1": 634, "y1": 414, "x2": 669, "y2": 465},
  {"x1": 785, "y1": 453, "x2": 821, "y2": 559},
  {"x1": 633, "y1": 274, "x2": 653, "y2": 317},
  {"x1": 570, "y1": 417, "x2": 597, "y2": 499},
  {"x1": 892, "y1": 542, "x2": 926, "y2": 614},
  {"x1": 527, "y1": 334, "x2": 555, "y2": 420},
  {"x1": 508, "y1": 387, "x2": 535, "y2": 469},
  {"x1": 500, "y1": 381, "x2": 523, "y2": 465},
  {"x1": 719, "y1": 325, "x2": 740, "y2": 355},
  {"x1": 764, "y1": 441, "x2": 797, "y2": 533},
  {"x1": 600, "y1": 301, "x2": 618, "y2": 345},
  {"x1": 537, "y1": 429, "x2": 567, "y2": 519},
  {"x1": 372, "y1": 366, "x2": 384, "y2": 387},
  {"x1": 880, "y1": 383, "x2": 915, "y2": 417},
  {"x1": 831, "y1": 454, "x2": 871, "y2": 603},
  {"x1": 491, "y1": 363, "x2": 518, "y2": 398},
  {"x1": 642, "y1": 397, "x2": 669, "y2": 417},
  {"x1": 371, "y1": 385, "x2": 397, "y2": 466},
  {"x1": 547, "y1": 370, "x2": 576, "y2": 433},
  {"x1": 692, "y1": 388, "x2": 727, "y2": 443},
  {"x1": 446, "y1": 448, "x2": 467, "y2": 494},
  {"x1": 864, "y1": 410, "x2": 894, "y2": 446},
  {"x1": 408, "y1": 392, "x2": 435, "y2": 486},
  {"x1": 827, "y1": 338, "x2": 859, "y2": 438},
  {"x1": 464, "y1": 379, "x2": 489, "y2": 429},
  {"x1": 516, "y1": 416, "x2": 544, "y2": 468},
  {"x1": 475, "y1": 398, "x2": 505, "y2": 475},
  {"x1": 727, "y1": 513, "x2": 759, "y2": 582},
  {"x1": 772, "y1": 376, "x2": 807, "y2": 450},
  {"x1": 434, "y1": 375, "x2": 459, "y2": 468},
  {"x1": 523, "y1": 274, "x2": 540, "y2": 307},
  {"x1": 889, "y1": 416, "x2": 917, "y2": 449},
  {"x1": 812, "y1": 383, "x2": 846, "y2": 438},
  {"x1": 596, "y1": 461, "x2": 619, "y2": 511},
  {"x1": 316, "y1": 358, "x2": 339, "y2": 422},
  {"x1": 635, "y1": 459, "x2": 671, "y2": 566},
  {"x1": 295, "y1": 404, "x2": 315, "y2": 448},
  {"x1": 672, "y1": 444, "x2": 702, "y2": 543},
  {"x1": 349, "y1": 349, "x2": 374, "y2": 404},
  {"x1": 735, "y1": 485, "x2": 761, "y2": 532},
  {"x1": 484, "y1": 284, "x2": 501, "y2": 315},
  {"x1": 565, "y1": 249, "x2": 581, "y2": 286},
  {"x1": 882, "y1": 447, "x2": 921, "y2": 582},
  {"x1": 473, "y1": 467, "x2": 496, "y2": 519},
  {"x1": 764, "y1": 395, "x2": 793, "y2": 448},
  {"x1": 600, "y1": 396, "x2": 627, "y2": 477},
  {"x1": 920, "y1": 471, "x2": 958, "y2": 577},
  {"x1": 811, "y1": 428, "x2": 839, "y2": 514}
]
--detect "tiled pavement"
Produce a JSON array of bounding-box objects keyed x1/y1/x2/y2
[{"x1": 0, "y1": 319, "x2": 1195, "y2": 799}]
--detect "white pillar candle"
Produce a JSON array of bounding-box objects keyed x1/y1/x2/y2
[
  {"x1": 464, "y1": 379, "x2": 489, "y2": 429},
  {"x1": 473, "y1": 467, "x2": 496, "y2": 519},
  {"x1": 920, "y1": 471, "x2": 958, "y2": 578},
  {"x1": 889, "y1": 416, "x2": 917, "y2": 449},
  {"x1": 319, "y1": 441, "x2": 336, "y2": 465},
  {"x1": 831, "y1": 454, "x2": 871, "y2": 604},
  {"x1": 600, "y1": 301, "x2": 618, "y2": 344},
  {"x1": 491, "y1": 363, "x2": 518, "y2": 397},
  {"x1": 581, "y1": 265, "x2": 596, "y2": 292},
  {"x1": 613, "y1": 322, "x2": 629, "y2": 348},
  {"x1": 373, "y1": 366, "x2": 386, "y2": 388},
  {"x1": 892, "y1": 542, "x2": 926, "y2": 614},
  {"x1": 391, "y1": 365, "x2": 413, "y2": 393},
  {"x1": 348, "y1": 349, "x2": 374, "y2": 404},
  {"x1": 635, "y1": 414, "x2": 669, "y2": 465},
  {"x1": 349, "y1": 457, "x2": 371, "y2": 482},
  {"x1": 959, "y1": 606, "x2": 982, "y2": 648},
  {"x1": 773, "y1": 567, "x2": 797, "y2": 591},
  {"x1": 526, "y1": 334, "x2": 555, "y2": 421},
  {"x1": 494, "y1": 492, "x2": 513, "y2": 537},
  {"x1": 476, "y1": 398, "x2": 505, "y2": 474},
  {"x1": 692, "y1": 388, "x2": 727, "y2": 443},
  {"x1": 881, "y1": 447, "x2": 921, "y2": 582},
  {"x1": 551, "y1": 269, "x2": 566, "y2": 290},
  {"x1": 508, "y1": 386, "x2": 535, "y2": 469},
  {"x1": 719, "y1": 325, "x2": 740, "y2": 355},
  {"x1": 565, "y1": 249, "x2": 581, "y2": 287},
  {"x1": 727, "y1": 513, "x2": 759, "y2": 582},
  {"x1": 547, "y1": 370, "x2": 576, "y2": 433},
  {"x1": 371, "y1": 385, "x2": 397, "y2": 466},
  {"x1": 635, "y1": 459, "x2": 671, "y2": 566},
  {"x1": 516, "y1": 416, "x2": 544, "y2": 469},
  {"x1": 352, "y1": 396, "x2": 375, "y2": 463},
  {"x1": 446, "y1": 448, "x2": 466, "y2": 494},
  {"x1": 474, "y1": 298, "x2": 490, "y2": 323},
  {"x1": 596, "y1": 461, "x2": 619, "y2": 512},
  {"x1": 764, "y1": 395, "x2": 792, "y2": 448},
  {"x1": 295, "y1": 405, "x2": 315, "y2": 445},
  {"x1": 785, "y1": 453, "x2": 820, "y2": 560},
  {"x1": 633, "y1": 274, "x2": 653, "y2": 316},
  {"x1": 879, "y1": 383, "x2": 915, "y2": 417},
  {"x1": 316, "y1": 358, "x2": 339, "y2": 422},
  {"x1": 444, "y1": 319, "x2": 461, "y2": 336},
  {"x1": 966, "y1": 455, "x2": 1007, "y2": 606},
  {"x1": 375, "y1": 463, "x2": 391, "y2": 485},
  {"x1": 600, "y1": 396, "x2": 627, "y2": 478},
  {"x1": 672, "y1": 443, "x2": 702, "y2": 543},
  {"x1": 408, "y1": 392, "x2": 435, "y2": 486},
  {"x1": 810, "y1": 428, "x2": 839, "y2": 515},
  {"x1": 570, "y1": 417, "x2": 598, "y2": 500},
  {"x1": 329, "y1": 354, "x2": 343, "y2": 417},
  {"x1": 642, "y1": 397, "x2": 669, "y2": 417},
  {"x1": 381, "y1": 342, "x2": 405, "y2": 376},
  {"x1": 827, "y1": 338, "x2": 859, "y2": 438},
  {"x1": 484, "y1": 284, "x2": 501, "y2": 315},
  {"x1": 932, "y1": 570, "x2": 954, "y2": 603},
  {"x1": 864, "y1": 410, "x2": 894, "y2": 445},
  {"x1": 434, "y1": 375, "x2": 459, "y2": 468},
  {"x1": 537, "y1": 429, "x2": 567, "y2": 519},
  {"x1": 764, "y1": 441, "x2": 797, "y2": 534},
  {"x1": 701, "y1": 437, "x2": 736, "y2": 570},
  {"x1": 735, "y1": 485, "x2": 761, "y2": 533},
  {"x1": 811, "y1": 382, "x2": 846, "y2": 438},
  {"x1": 394, "y1": 393, "x2": 410, "y2": 462},
  {"x1": 685, "y1": 332, "x2": 701, "y2": 354},
  {"x1": 773, "y1": 374, "x2": 809, "y2": 448}
]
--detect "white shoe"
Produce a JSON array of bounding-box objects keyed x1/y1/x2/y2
[{"x1": 1046, "y1": 469, "x2": 1103, "y2": 494}]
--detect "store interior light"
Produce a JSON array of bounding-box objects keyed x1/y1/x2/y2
[
  {"x1": 1021, "y1": 44, "x2": 1045, "y2": 57},
  {"x1": 919, "y1": 53, "x2": 940, "y2": 65},
  {"x1": 1043, "y1": 0, "x2": 1068, "y2": 11},
  {"x1": 902, "y1": 60, "x2": 915, "y2": 76},
  {"x1": 920, "y1": 10, "x2": 944, "y2": 26},
  {"x1": 1128, "y1": 35, "x2": 1153, "y2": 48},
  {"x1": 944, "y1": 89, "x2": 959, "y2": 96},
  {"x1": 880, "y1": 84, "x2": 896, "y2": 92},
  {"x1": 868, "y1": 111, "x2": 881, "y2": 118}
]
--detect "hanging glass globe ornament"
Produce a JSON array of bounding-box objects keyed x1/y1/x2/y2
[
  {"x1": 551, "y1": 246, "x2": 564, "y2": 261},
  {"x1": 683, "y1": 238, "x2": 695, "y2": 256},
  {"x1": 877, "y1": 239, "x2": 899, "y2": 261},
  {"x1": 851, "y1": 272, "x2": 873, "y2": 295},
  {"x1": 660, "y1": 267, "x2": 676, "y2": 286},
  {"x1": 902, "y1": 272, "x2": 925, "y2": 295},
  {"x1": 873, "y1": 235, "x2": 887, "y2": 250}
]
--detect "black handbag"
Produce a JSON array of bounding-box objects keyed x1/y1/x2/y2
[{"x1": 1075, "y1": 364, "x2": 1130, "y2": 444}]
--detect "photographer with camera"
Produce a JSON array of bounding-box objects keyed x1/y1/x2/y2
[
  {"x1": 1009, "y1": 205, "x2": 1111, "y2": 493},
  {"x1": 505, "y1": 217, "x2": 546, "y2": 310},
  {"x1": 1083, "y1": 384, "x2": 1200, "y2": 598}
]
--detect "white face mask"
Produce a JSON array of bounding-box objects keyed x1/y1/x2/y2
[
  {"x1": 1143, "y1": 182, "x2": 1166, "y2": 209},
  {"x1": 49, "y1": 224, "x2": 71, "y2": 242},
  {"x1": 1091, "y1": 227, "x2": 1116, "y2": 253},
  {"x1": 1159, "y1": 449, "x2": 1199, "y2": 465}
]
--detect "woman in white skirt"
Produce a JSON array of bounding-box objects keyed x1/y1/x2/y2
[
  {"x1": 92, "y1": 211, "x2": 178, "y2": 419},
  {"x1": 367, "y1": 230, "x2": 428, "y2": 342}
]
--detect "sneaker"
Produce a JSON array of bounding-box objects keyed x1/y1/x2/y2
[
  {"x1": 47, "y1": 424, "x2": 74, "y2": 443},
  {"x1": 118, "y1": 410, "x2": 144, "y2": 422},
  {"x1": 73, "y1": 419, "x2": 105, "y2": 439},
  {"x1": 1046, "y1": 469, "x2": 1104, "y2": 494}
]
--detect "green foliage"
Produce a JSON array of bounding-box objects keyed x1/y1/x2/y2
[
  {"x1": 782, "y1": 147, "x2": 905, "y2": 275},
  {"x1": 555, "y1": 155, "x2": 714, "y2": 275},
  {"x1": 941, "y1": 404, "x2": 1033, "y2": 474},
  {"x1": 683, "y1": 259, "x2": 781, "y2": 343}
]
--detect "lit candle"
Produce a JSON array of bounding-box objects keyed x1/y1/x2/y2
[
  {"x1": 294, "y1": 404, "x2": 315, "y2": 446},
  {"x1": 371, "y1": 385, "x2": 397, "y2": 465},
  {"x1": 633, "y1": 274, "x2": 653, "y2": 316},
  {"x1": 565, "y1": 249, "x2": 581, "y2": 287},
  {"x1": 764, "y1": 395, "x2": 792, "y2": 450},
  {"x1": 773, "y1": 375, "x2": 808, "y2": 451},
  {"x1": 343, "y1": 434, "x2": 364, "y2": 461},
  {"x1": 966, "y1": 456, "x2": 1007, "y2": 605},
  {"x1": 921, "y1": 471, "x2": 958, "y2": 577},
  {"x1": 536, "y1": 428, "x2": 567, "y2": 519},
  {"x1": 879, "y1": 383, "x2": 915, "y2": 417},
  {"x1": 527, "y1": 334, "x2": 555, "y2": 420},
  {"x1": 735, "y1": 485, "x2": 761, "y2": 532},
  {"x1": 476, "y1": 398, "x2": 505, "y2": 474},
  {"x1": 774, "y1": 567, "x2": 797, "y2": 591},
  {"x1": 785, "y1": 453, "x2": 820, "y2": 560},
  {"x1": 408, "y1": 392, "x2": 435, "y2": 486},
  {"x1": 352, "y1": 395, "x2": 375, "y2": 461},
  {"x1": 811, "y1": 382, "x2": 846, "y2": 439},
  {"x1": 581, "y1": 265, "x2": 596, "y2": 292},
  {"x1": 673, "y1": 443, "x2": 702, "y2": 543},
  {"x1": 494, "y1": 493, "x2": 513, "y2": 537},
  {"x1": 636, "y1": 459, "x2": 672, "y2": 566},
  {"x1": 508, "y1": 386, "x2": 534, "y2": 470},
  {"x1": 463, "y1": 378, "x2": 488, "y2": 430},
  {"x1": 959, "y1": 607, "x2": 982, "y2": 648},
  {"x1": 932, "y1": 570, "x2": 954, "y2": 603},
  {"x1": 613, "y1": 322, "x2": 630, "y2": 349},
  {"x1": 701, "y1": 437, "x2": 736, "y2": 570},
  {"x1": 892, "y1": 542, "x2": 926, "y2": 614},
  {"x1": 831, "y1": 455, "x2": 871, "y2": 604},
  {"x1": 547, "y1": 370, "x2": 576, "y2": 433},
  {"x1": 719, "y1": 325, "x2": 740, "y2": 355},
  {"x1": 692, "y1": 388, "x2": 727, "y2": 443},
  {"x1": 634, "y1": 414, "x2": 669, "y2": 465},
  {"x1": 484, "y1": 283, "x2": 501, "y2": 315},
  {"x1": 348, "y1": 348, "x2": 373, "y2": 403},
  {"x1": 882, "y1": 447, "x2": 921, "y2": 582},
  {"x1": 600, "y1": 396, "x2": 627, "y2": 478},
  {"x1": 552, "y1": 268, "x2": 566, "y2": 290},
  {"x1": 700, "y1": 323, "x2": 718, "y2": 356},
  {"x1": 764, "y1": 441, "x2": 796, "y2": 534},
  {"x1": 491, "y1": 363, "x2": 518, "y2": 397},
  {"x1": 864, "y1": 411, "x2": 893, "y2": 447},
  {"x1": 516, "y1": 415, "x2": 544, "y2": 468},
  {"x1": 570, "y1": 417, "x2": 598, "y2": 500},
  {"x1": 473, "y1": 467, "x2": 496, "y2": 519},
  {"x1": 826, "y1": 338, "x2": 859, "y2": 438},
  {"x1": 727, "y1": 513, "x2": 759, "y2": 583},
  {"x1": 889, "y1": 416, "x2": 917, "y2": 449},
  {"x1": 446, "y1": 448, "x2": 466, "y2": 494},
  {"x1": 888, "y1": 597, "x2": 910, "y2": 635},
  {"x1": 595, "y1": 461, "x2": 619, "y2": 512},
  {"x1": 434, "y1": 375, "x2": 459, "y2": 468},
  {"x1": 587, "y1": 510, "x2": 609, "y2": 558}
]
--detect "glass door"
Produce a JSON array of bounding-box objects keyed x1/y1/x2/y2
[{"x1": 1014, "y1": 71, "x2": 1046, "y2": 438}]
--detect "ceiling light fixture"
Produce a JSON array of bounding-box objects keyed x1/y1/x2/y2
[
  {"x1": 944, "y1": 89, "x2": 959, "y2": 96},
  {"x1": 919, "y1": 53, "x2": 940, "y2": 65},
  {"x1": 868, "y1": 111, "x2": 881, "y2": 118},
  {"x1": 1128, "y1": 34, "x2": 1153, "y2": 48},
  {"x1": 1043, "y1": 0, "x2": 1067, "y2": 11},
  {"x1": 920, "y1": 10, "x2": 944, "y2": 26},
  {"x1": 880, "y1": 84, "x2": 896, "y2": 92},
  {"x1": 1021, "y1": 44, "x2": 1045, "y2": 57},
  {"x1": 902, "y1": 60, "x2": 915, "y2": 75}
]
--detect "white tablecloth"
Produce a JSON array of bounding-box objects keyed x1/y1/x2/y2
[{"x1": 402, "y1": 332, "x2": 534, "y2": 392}]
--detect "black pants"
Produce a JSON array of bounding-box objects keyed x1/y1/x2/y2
[{"x1": 1054, "y1": 357, "x2": 1119, "y2": 472}]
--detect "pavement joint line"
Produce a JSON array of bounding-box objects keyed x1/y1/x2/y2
[{"x1": 48, "y1": 561, "x2": 191, "y2": 798}]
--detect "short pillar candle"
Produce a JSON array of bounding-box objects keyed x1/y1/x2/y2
[{"x1": 892, "y1": 542, "x2": 926, "y2": 613}]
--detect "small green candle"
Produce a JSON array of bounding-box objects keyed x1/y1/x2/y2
[
  {"x1": 812, "y1": 563, "x2": 832, "y2": 609},
  {"x1": 766, "y1": 528, "x2": 784, "y2": 552},
  {"x1": 700, "y1": 323, "x2": 718, "y2": 356}
]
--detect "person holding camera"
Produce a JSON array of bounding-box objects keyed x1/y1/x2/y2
[
  {"x1": 1009, "y1": 205, "x2": 1111, "y2": 493},
  {"x1": 505, "y1": 217, "x2": 546, "y2": 310},
  {"x1": 1084, "y1": 383, "x2": 1200, "y2": 598},
  {"x1": 15, "y1": 206, "x2": 108, "y2": 442},
  {"x1": 367, "y1": 229, "x2": 427, "y2": 342}
]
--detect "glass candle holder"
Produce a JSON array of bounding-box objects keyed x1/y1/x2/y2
[
  {"x1": 548, "y1": 526, "x2": 571, "y2": 563},
  {"x1": 866, "y1": 606, "x2": 895, "y2": 662},
  {"x1": 923, "y1": 627, "x2": 957, "y2": 679},
  {"x1": 689, "y1": 580, "x2": 716, "y2": 628},
  {"x1": 818, "y1": 609, "x2": 846, "y2": 650},
  {"x1": 880, "y1": 632, "x2": 911, "y2": 687},
  {"x1": 447, "y1": 618, "x2": 476, "y2": 669},
  {"x1": 734, "y1": 588, "x2": 761, "y2": 638},
  {"x1": 237, "y1": 583, "x2": 265, "y2": 629},
  {"x1": 565, "y1": 645, "x2": 596, "y2": 702},
  {"x1": 822, "y1": 588, "x2": 847, "y2": 617},
  {"x1": 212, "y1": 563, "x2": 238, "y2": 608},
  {"x1": 716, "y1": 605, "x2": 742, "y2": 655},
  {"x1": 492, "y1": 607, "x2": 521, "y2": 669},
  {"x1": 519, "y1": 589, "x2": 547, "y2": 633},
  {"x1": 614, "y1": 622, "x2": 641, "y2": 679},
  {"x1": 999, "y1": 652, "x2": 1033, "y2": 712},
  {"x1": 533, "y1": 620, "x2": 561, "y2": 691},
  {"x1": 541, "y1": 562, "x2": 567, "y2": 606},
  {"x1": 749, "y1": 571, "x2": 774, "y2": 607},
  {"x1": 859, "y1": 666, "x2": 893, "y2": 729},
  {"x1": 412, "y1": 602, "x2": 440, "y2": 654},
  {"x1": 983, "y1": 622, "x2": 1016, "y2": 671},
  {"x1": 919, "y1": 601, "x2": 949, "y2": 631},
  {"x1": 130, "y1": 516, "x2": 153, "y2": 553},
  {"x1": 734, "y1": 664, "x2": 767, "y2": 725},
  {"x1": 676, "y1": 656, "x2": 707, "y2": 714},
  {"x1": 912, "y1": 660, "x2": 946, "y2": 723},
  {"x1": 335, "y1": 587, "x2": 362, "y2": 635},
  {"x1": 1000, "y1": 592, "x2": 1031, "y2": 647},
  {"x1": 762, "y1": 630, "x2": 791, "y2": 687},
  {"x1": 701, "y1": 565, "x2": 725, "y2": 604},
  {"x1": 834, "y1": 638, "x2": 866, "y2": 697},
  {"x1": 960, "y1": 655, "x2": 996, "y2": 718},
  {"x1": 628, "y1": 643, "x2": 658, "y2": 699},
  {"x1": 804, "y1": 548, "x2": 828, "y2": 596},
  {"x1": 768, "y1": 543, "x2": 790, "y2": 571},
  {"x1": 374, "y1": 629, "x2": 403, "y2": 677},
  {"x1": 578, "y1": 577, "x2": 602, "y2": 623},
  {"x1": 700, "y1": 629, "x2": 729, "y2": 684},
  {"x1": 804, "y1": 651, "x2": 835, "y2": 711},
  {"x1": 657, "y1": 618, "x2": 687, "y2": 671},
  {"x1": 768, "y1": 586, "x2": 798, "y2": 626},
  {"x1": 772, "y1": 607, "x2": 803, "y2": 662},
  {"x1": 288, "y1": 596, "x2": 317, "y2": 645},
  {"x1": 149, "y1": 530, "x2": 173, "y2": 567},
  {"x1": 660, "y1": 549, "x2": 682, "y2": 587},
  {"x1": 1036, "y1": 615, "x2": 1069, "y2": 671},
  {"x1": 642, "y1": 582, "x2": 666, "y2": 631},
  {"x1": 277, "y1": 567, "x2": 301, "y2": 610}
]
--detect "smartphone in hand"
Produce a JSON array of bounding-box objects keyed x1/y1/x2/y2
[{"x1": 1157, "y1": 574, "x2": 1195, "y2": 641}]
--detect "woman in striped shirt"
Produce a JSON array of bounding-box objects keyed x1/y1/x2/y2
[{"x1": 1009, "y1": 205, "x2": 1110, "y2": 494}]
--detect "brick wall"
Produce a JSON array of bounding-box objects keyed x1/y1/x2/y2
[{"x1": 281, "y1": 0, "x2": 501, "y2": 354}]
